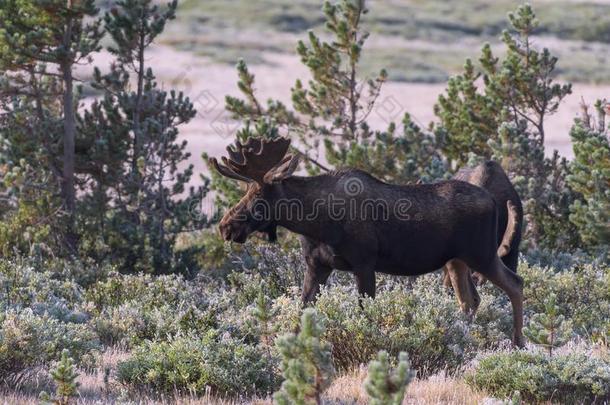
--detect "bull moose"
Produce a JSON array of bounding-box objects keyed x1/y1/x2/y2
[{"x1": 210, "y1": 137, "x2": 525, "y2": 347}]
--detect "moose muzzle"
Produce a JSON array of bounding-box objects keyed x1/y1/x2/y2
[{"x1": 219, "y1": 221, "x2": 249, "y2": 243}]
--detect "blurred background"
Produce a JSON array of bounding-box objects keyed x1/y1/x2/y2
[{"x1": 88, "y1": 0, "x2": 610, "y2": 173}]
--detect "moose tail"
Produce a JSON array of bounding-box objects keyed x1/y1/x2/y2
[{"x1": 497, "y1": 200, "x2": 519, "y2": 258}]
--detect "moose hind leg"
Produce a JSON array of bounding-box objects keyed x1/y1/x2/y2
[
  {"x1": 301, "y1": 264, "x2": 332, "y2": 305},
  {"x1": 477, "y1": 255, "x2": 525, "y2": 348},
  {"x1": 446, "y1": 259, "x2": 480, "y2": 318},
  {"x1": 442, "y1": 266, "x2": 453, "y2": 289}
]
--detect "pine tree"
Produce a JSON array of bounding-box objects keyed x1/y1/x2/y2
[
  {"x1": 39, "y1": 349, "x2": 80, "y2": 405},
  {"x1": 567, "y1": 100, "x2": 610, "y2": 253},
  {"x1": 79, "y1": 0, "x2": 208, "y2": 273},
  {"x1": 290, "y1": 0, "x2": 387, "y2": 162},
  {"x1": 524, "y1": 293, "x2": 572, "y2": 356},
  {"x1": 0, "y1": 0, "x2": 103, "y2": 253},
  {"x1": 327, "y1": 113, "x2": 445, "y2": 184},
  {"x1": 224, "y1": 0, "x2": 443, "y2": 185},
  {"x1": 364, "y1": 351, "x2": 413, "y2": 405},
  {"x1": 434, "y1": 57, "x2": 501, "y2": 168},
  {"x1": 434, "y1": 4, "x2": 578, "y2": 250},
  {"x1": 274, "y1": 308, "x2": 334, "y2": 405}
]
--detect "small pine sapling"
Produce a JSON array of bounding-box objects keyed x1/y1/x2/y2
[
  {"x1": 364, "y1": 351, "x2": 414, "y2": 405},
  {"x1": 274, "y1": 308, "x2": 334, "y2": 405},
  {"x1": 524, "y1": 293, "x2": 572, "y2": 356},
  {"x1": 39, "y1": 349, "x2": 80, "y2": 405},
  {"x1": 510, "y1": 390, "x2": 523, "y2": 405},
  {"x1": 251, "y1": 284, "x2": 276, "y2": 347}
]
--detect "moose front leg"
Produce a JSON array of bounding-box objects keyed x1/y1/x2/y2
[
  {"x1": 354, "y1": 270, "x2": 376, "y2": 300},
  {"x1": 301, "y1": 264, "x2": 332, "y2": 305}
]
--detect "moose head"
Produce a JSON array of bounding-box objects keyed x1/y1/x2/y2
[{"x1": 209, "y1": 137, "x2": 300, "y2": 243}]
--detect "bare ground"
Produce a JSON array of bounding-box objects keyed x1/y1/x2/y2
[{"x1": 80, "y1": 43, "x2": 610, "y2": 182}]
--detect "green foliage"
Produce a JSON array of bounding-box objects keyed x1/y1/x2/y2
[
  {"x1": 0, "y1": 248, "x2": 608, "y2": 401},
  {"x1": 92, "y1": 301, "x2": 216, "y2": 348},
  {"x1": 324, "y1": 114, "x2": 446, "y2": 183},
  {"x1": 435, "y1": 4, "x2": 571, "y2": 166},
  {"x1": 0, "y1": 0, "x2": 103, "y2": 254},
  {"x1": 116, "y1": 331, "x2": 277, "y2": 396},
  {"x1": 84, "y1": 271, "x2": 205, "y2": 313},
  {"x1": 85, "y1": 271, "x2": 215, "y2": 346},
  {"x1": 0, "y1": 257, "x2": 85, "y2": 314},
  {"x1": 0, "y1": 0, "x2": 102, "y2": 68},
  {"x1": 466, "y1": 347, "x2": 610, "y2": 404},
  {"x1": 567, "y1": 101, "x2": 610, "y2": 252},
  {"x1": 291, "y1": 0, "x2": 386, "y2": 144},
  {"x1": 524, "y1": 292, "x2": 573, "y2": 356},
  {"x1": 251, "y1": 284, "x2": 277, "y2": 347},
  {"x1": 0, "y1": 0, "x2": 206, "y2": 270},
  {"x1": 364, "y1": 351, "x2": 413, "y2": 405},
  {"x1": 434, "y1": 57, "x2": 500, "y2": 167},
  {"x1": 0, "y1": 172, "x2": 59, "y2": 257},
  {"x1": 274, "y1": 308, "x2": 335, "y2": 405},
  {"x1": 40, "y1": 349, "x2": 80, "y2": 405}
]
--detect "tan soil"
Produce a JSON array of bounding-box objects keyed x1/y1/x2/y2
[{"x1": 83, "y1": 44, "x2": 610, "y2": 179}]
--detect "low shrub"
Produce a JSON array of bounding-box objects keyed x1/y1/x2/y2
[
  {"x1": 93, "y1": 301, "x2": 217, "y2": 347},
  {"x1": 274, "y1": 276, "x2": 476, "y2": 376},
  {"x1": 468, "y1": 286, "x2": 513, "y2": 348},
  {"x1": 227, "y1": 243, "x2": 306, "y2": 301},
  {"x1": 85, "y1": 272, "x2": 206, "y2": 313},
  {"x1": 465, "y1": 346, "x2": 610, "y2": 404},
  {"x1": 0, "y1": 309, "x2": 100, "y2": 377},
  {"x1": 0, "y1": 258, "x2": 84, "y2": 315},
  {"x1": 521, "y1": 262, "x2": 610, "y2": 341},
  {"x1": 116, "y1": 331, "x2": 277, "y2": 397}
]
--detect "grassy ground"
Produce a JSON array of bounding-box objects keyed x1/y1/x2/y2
[
  {"x1": 174, "y1": 0, "x2": 610, "y2": 42},
  {"x1": 158, "y1": 0, "x2": 610, "y2": 83}
]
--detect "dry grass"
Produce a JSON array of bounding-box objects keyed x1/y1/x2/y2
[
  {"x1": 1, "y1": 347, "x2": 486, "y2": 404},
  {"x1": 406, "y1": 375, "x2": 486, "y2": 405},
  {"x1": 324, "y1": 366, "x2": 486, "y2": 405}
]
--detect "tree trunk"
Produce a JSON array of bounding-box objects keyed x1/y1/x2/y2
[
  {"x1": 61, "y1": 12, "x2": 77, "y2": 254},
  {"x1": 62, "y1": 63, "x2": 77, "y2": 253},
  {"x1": 132, "y1": 34, "x2": 146, "y2": 178}
]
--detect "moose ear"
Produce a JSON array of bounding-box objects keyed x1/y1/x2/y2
[{"x1": 264, "y1": 154, "x2": 300, "y2": 183}]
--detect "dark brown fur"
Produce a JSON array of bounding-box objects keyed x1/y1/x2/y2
[
  {"x1": 212, "y1": 140, "x2": 525, "y2": 346},
  {"x1": 453, "y1": 161, "x2": 523, "y2": 272}
]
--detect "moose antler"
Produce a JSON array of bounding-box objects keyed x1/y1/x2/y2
[{"x1": 209, "y1": 137, "x2": 297, "y2": 184}]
